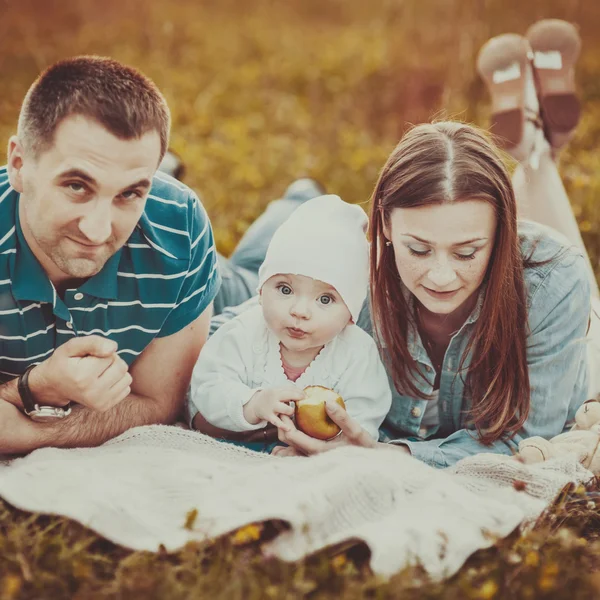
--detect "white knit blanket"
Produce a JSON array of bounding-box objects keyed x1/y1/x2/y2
[{"x1": 0, "y1": 425, "x2": 592, "y2": 580}]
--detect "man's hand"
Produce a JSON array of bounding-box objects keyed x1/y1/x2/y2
[
  {"x1": 277, "y1": 398, "x2": 379, "y2": 455},
  {"x1": 243, "y1": 387, "x2": 305, "y2": 429},
  {"x1": 29, "y1": 335, "x2": 132, "y2": 412}
]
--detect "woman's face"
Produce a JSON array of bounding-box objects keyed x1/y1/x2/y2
[{"x1": 384, "y1": 199, "x2": 497, "y2": 316}]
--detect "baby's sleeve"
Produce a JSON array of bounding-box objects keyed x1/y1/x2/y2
[
  {"x1": 189, "y1": 318, "x2": 267, "y2": 432},
  {"x1": 336, "y1": 332, "x2": 392, "y2": 440}
]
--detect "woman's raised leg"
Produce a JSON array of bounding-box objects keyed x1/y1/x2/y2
[
  {"x1": 478, "y1": 23, "x2": 599, "y2": 397},
  {"x1": 512, "y1": 150, "x2": 599, "y2": 299}
]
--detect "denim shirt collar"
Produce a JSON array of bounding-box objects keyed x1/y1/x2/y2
[
  {"x1": 465, "y1": 283, "x2": 486, "y2": 325},
  {"x1": 404, "y1": 281, "x2": 486, "y2": 362}
]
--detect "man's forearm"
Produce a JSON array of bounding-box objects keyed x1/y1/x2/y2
[
  {"x1": 1, "y1": 392, "x2": 182, "y2": 454},
  {"x1": 0, "y1": 378, "x2": 24, "y2": 408}
]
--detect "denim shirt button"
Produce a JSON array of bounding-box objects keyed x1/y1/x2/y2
[{"x1": 411, "y1": 407, "x2": 422, "y2": 418}]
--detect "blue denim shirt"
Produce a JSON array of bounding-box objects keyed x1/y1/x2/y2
[{"x1": 357, "y1": 220, "x2": 591, "y2": 468}]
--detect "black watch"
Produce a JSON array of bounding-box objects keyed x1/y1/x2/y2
[{"x1": 17, "y1": 365, "x2": 72, "y2": 422}]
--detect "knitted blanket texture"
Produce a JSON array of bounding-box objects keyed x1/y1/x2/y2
[{"x1": 0, "y1": 425, "x2": 592, "y2": 580}]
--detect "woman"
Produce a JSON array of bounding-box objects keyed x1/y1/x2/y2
[
  {"x1": 274, "y1": 23, "x2": 600, "y2": 465},
  {"x1": 275, "y1": 120, "x2": 594, "y2": 464},
  {"x1": 189, "y1": 21, "x2": 599, "y2": 464}
]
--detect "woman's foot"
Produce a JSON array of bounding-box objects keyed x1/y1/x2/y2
[
  {"x1": 526, "y1": 19, "x2": 581, "y2": 151},
  {"x1": 477, "y1": 33, "x2": 542, "y2": 162}
]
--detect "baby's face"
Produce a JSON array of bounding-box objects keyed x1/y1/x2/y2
[{"x1": 260, "y1": 273, "x2": 352, "y2": 360}]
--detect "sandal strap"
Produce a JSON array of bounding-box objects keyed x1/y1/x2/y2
[{"x1": 524, "y1": 108, "x2": 543, "y2": 129}]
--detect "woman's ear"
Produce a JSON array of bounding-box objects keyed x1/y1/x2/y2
[
  {"x1": 382, "y1": 222, "x2": 392, "y2": 244},
  {"x1": 378, "y1": 208, "x2": 392, "y2": 243}
]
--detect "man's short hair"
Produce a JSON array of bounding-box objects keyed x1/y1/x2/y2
[{"x1": 17, "y1": 55, "x2": 170, "y2": 161}]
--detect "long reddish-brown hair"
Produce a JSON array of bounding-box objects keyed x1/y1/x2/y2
[{"x1": 369, "y1": 121, "x2": 529, "y2": 445}]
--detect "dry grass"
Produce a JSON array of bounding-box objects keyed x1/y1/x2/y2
[
  {"x1": 1, "y1": 0, "x2": 600, "y2": 596},
  {"x1": 2, "y1": 482, "x2": 600, "y2": 599}
]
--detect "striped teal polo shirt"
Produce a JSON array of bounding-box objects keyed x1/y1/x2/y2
[{"x1": 0, "y1": 165, "x2": 221, "y2": 382}]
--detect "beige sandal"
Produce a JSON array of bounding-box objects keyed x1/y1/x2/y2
[
  {"x1": 526, "y1": 19, "x2": 581, "y2": 147},
  {"x1": 476, "y1": 34, "x2": 534, "y2": 150}
]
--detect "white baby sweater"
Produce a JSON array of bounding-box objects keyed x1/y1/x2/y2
[{"x1": 190, "y1": 305, "x2": 392, "y2": 439}]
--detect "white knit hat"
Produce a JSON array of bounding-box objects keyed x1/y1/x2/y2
[{"x1": 257, "y1": 195, "x2": 369, "y2": 322}]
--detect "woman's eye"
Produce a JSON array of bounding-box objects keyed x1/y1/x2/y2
[
  {"x1": 278, "y1": 285, "x2": 292, "y2": 295},
  {"x1": 408, "y1": 247, "x2": 430, "y2": 257},
  {"x1": 455, "y1": 251, "x2": 477, "y2": 261},
  {"x1": 319, "y1": 295, "x2": 334, "y2": 305}
]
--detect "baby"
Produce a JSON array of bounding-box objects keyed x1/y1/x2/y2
[{"x1": 189, "y1": 195, "x2": 391, "y2": 450}]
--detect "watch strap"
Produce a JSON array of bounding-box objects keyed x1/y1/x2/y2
[{"x1": 17, "y1": 364, "x2": 38, "y2": 414}]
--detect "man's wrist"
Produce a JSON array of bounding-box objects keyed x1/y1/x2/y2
[{"x1": 27, "y1": 363, "x2": 69, "y2": 408}]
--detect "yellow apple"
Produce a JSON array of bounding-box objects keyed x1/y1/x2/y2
[{"x1": 295, "y1": 385, "x2": 346, "y2": 441}]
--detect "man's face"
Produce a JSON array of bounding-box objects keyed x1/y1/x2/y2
[{"x1": 8, "y1": 114, "x2": 161, "y2": 286}]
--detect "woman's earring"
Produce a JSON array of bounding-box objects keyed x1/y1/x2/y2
[{"x1": 385, "y1": 241, "x2": 392, "y2": 247}]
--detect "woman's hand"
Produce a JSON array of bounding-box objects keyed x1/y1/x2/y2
[
  {"x1": 277, "y1": 398, "x2": 378, "y2": 455},
  {"x1": 270, "y1": 445, "x2": 304, "y2": 457}
]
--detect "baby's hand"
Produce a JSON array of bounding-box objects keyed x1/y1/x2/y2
[{"x1": 243, "y1": 387, "x2": 305, "y2": 430}]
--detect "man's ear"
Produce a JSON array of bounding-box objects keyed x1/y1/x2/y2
[
  {"x1": 258, "y1": 289, "x2": 263, "y2": 305},
  {"x1": 7, "y1": 136, "x2": 26, "y2": 193}
]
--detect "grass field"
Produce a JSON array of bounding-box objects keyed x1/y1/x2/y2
[{"x1": 1, "y1": 0, "x2": 600, "y2": 597}]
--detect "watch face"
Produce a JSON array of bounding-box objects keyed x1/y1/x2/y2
[
  {"x1": 27, "y1": 406, "x2": 71, "y2": 421},
  {"x1": 29, "y1": 414, "x2": 65, "y2": 422}
]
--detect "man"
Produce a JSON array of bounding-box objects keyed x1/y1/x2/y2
[{"x1": 0, "y1": 56, "x2": 220, "y2": 454}]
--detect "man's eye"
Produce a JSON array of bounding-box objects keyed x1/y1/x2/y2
[
  {"x1": 319, "y1": 295, "x2": 334, "y2": 305},
  {"x1": 121, "y1": 190, "x2": 142, "y2": 201},
  {"x1": 67, "y1": 182, "x2": 86, "y2": 193},
  {"x1": 278, "y1": 285, "x2": 292, "y2": 295}
]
